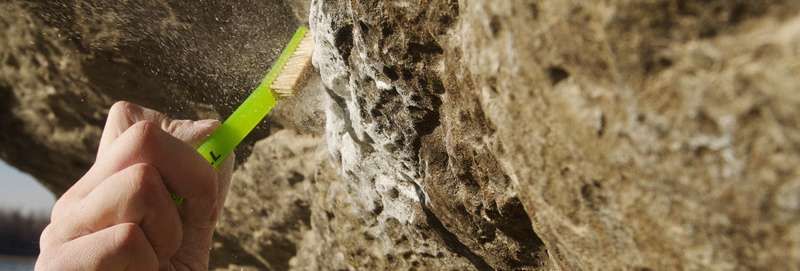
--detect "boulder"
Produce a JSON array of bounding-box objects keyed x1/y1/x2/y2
[{"x1": 2, "y1": 1, "x2": 800, "y2": 270}]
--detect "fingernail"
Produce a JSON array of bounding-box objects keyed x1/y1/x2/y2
[{"x1": 195, "y1": 119, "x2": 220, "y2": 129}]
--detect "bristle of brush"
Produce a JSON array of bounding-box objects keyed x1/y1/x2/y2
[{"x1": 271, "y1": 32, "x2": 314, "y2": 98}]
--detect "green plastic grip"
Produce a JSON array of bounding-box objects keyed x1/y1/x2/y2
[
  {"x1": 196, "y1": 26, "x2": 309, "y2": 168},
  {"x1": 195, "y1": 87, "x2": 276, "y2": 168},
  {"x1": 171, "y1": 26, "x2": 309, "y2": 206}
]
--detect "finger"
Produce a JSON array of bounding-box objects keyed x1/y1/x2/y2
[
  {"x1": 77, "y1": 121, "x2": 219, "y2": 225},
  {"x1": 58, "y1": 102, "x2": 217, "y2": 211},
  {"x1": 56, "y1": 101, "x2": 169, "y2": 214},
  {"x1": 97, "y1": 101, "x2": 219, "y2": 157},
  {"x1": 166, "y1": 119, "x2": 220, "y2": 147},
  {"x1": 53, "y1": 101, "x2": 158, "y2": 217},
  {"x1": 46, "y1": 164, "x2": 182, "y2": 267},
  {"x1": 98, "y1": 101, "x2": 169, "y2": 157},
  {"x1": 36, "y1": 223, "x2": 158, "y2": 271},
  {"x1": 159, "y1": 117, "x2": 226, "y2": 221}
]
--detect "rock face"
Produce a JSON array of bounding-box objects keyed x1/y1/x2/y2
[
  {"x1": 311, "y1": 0, "x2": 544, "y2": 269},
  {"x1": 3, "y1": 0, "x2": 800, "y2": 270},
  {"x1": 449, "y1": 2, "x2": 800, "y2": 270},
  {"x1": 311, "y1": 1, "x2": 800, "y2": 270}
]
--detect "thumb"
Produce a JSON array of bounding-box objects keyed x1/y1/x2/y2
[
  {"x1": 162, "y1": 118, "x2": 234, "y2": 218},
  {"x1": 163, "y1": 119, "x2": 221, "y2": 147},
  {"x1": 162, "y1": 118, "x2": 235, "y2": 267}
]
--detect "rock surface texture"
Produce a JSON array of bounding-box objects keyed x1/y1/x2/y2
[{"x1": 2, "y1": 0, "x2": 800, "y2": 270}]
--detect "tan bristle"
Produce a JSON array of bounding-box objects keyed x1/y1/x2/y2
[{"x1": 272, "y1": 32, "x2": 314, "y2": 98}]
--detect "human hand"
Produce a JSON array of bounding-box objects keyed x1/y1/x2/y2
[{"x1": 36, "y1": 101, "x2": 234, "y2": 271}]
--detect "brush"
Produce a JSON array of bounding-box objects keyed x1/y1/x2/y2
[
  {"x1": 171, "y1": 26, "x2": 313, "y2": 205},
  {"x1": 197, "y1": 26, "x2": 313, "y2": 168}
]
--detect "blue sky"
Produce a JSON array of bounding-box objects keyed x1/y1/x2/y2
[{"x1": 0, "y1": 161, "x2": 55, "y2": 214}]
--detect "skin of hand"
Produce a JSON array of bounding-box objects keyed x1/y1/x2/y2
[{"x1": 35, "y1": 101, "x2": 235, "y2": 271}]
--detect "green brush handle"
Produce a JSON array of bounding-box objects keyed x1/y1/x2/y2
[
  {"x1": 197, "y1": 26, "x2": 309, "y2": 168},
  {"x1": 195, "y1": 86, "x2": 277, "y2": 168},
  {"x1": 171, "y1": 26, "x2": 309, "y2": 205}
]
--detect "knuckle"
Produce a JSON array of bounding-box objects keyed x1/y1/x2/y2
[
  {"x1": 128, "y1": 120, "x2": 161, "y2": 145},
  {"x1": 127, "y1": 164, "x2": 164, "y2": 199},
  {"x1": 108, "y1": 101, "x2": 136, "y2": 118},
  {"x1": 49, "y1": 198, "x2": 70, "y2": 222},
  {"x1": 113, "y1": 223, "x2": 159, "y2": 270},
  {"x1": 128, "y1": 163, "x2": 160, "y2": 183},
  {"x1": 126, "y1": 164, "x2": 176, "y2": 215},
  {"x1": 34, "y1": 252, "x2": 56, "y2": 271},
  {"x1": 38, "y1": 224, "x2": 56, "y2": 250},
  {"x1": 113, "y1": 223, "x2": 146, "y2": 251}
]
